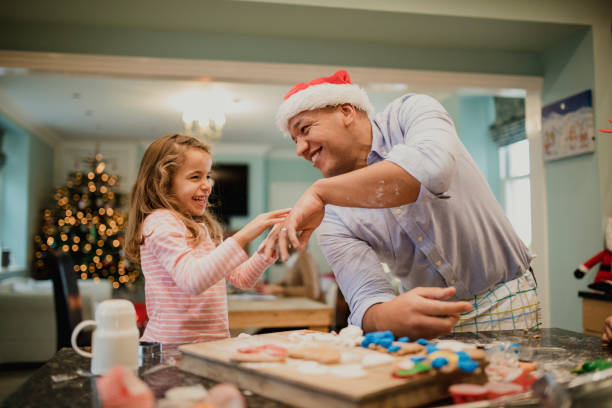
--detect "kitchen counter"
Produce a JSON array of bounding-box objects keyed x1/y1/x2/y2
[{"x1": 3, "y1": 328, "x2": 612, "y2": 408}]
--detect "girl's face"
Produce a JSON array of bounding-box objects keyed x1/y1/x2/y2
[{"x1": 171, "y1": 147, "x2": 213, "y2": 217}]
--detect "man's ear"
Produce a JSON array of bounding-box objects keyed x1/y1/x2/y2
[{"x1": 339, "y1": 104, "x2": 356, "y2": 126}]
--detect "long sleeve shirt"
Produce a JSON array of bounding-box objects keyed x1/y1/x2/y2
[
  {"x1": 318, "y1": 94, "x2": 532, "y2": 328},
  {"x1": 139, "y1": 209, "x2": 273, "y2": 344}
]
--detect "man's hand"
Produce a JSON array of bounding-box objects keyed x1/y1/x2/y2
[
  {"x1": 603, "y1": 316, "x2": 612, "y2": 344},
  {"x1": 362, "y1": 287, "x2": 473, "y2": 339},
  {"x1": 278, "y1": 185, "x2": 325, "y2": 261}
]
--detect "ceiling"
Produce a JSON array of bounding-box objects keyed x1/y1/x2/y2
[
  {"x1": 0, "y1": 70, "x2": 445, "y2": 147},
  {"x1": 0, "y1": 0, "x2": 586, "y2": 53}
]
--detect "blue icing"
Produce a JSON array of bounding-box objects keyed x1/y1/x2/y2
[
  {"x1": 425, "y1": 344, "x2": 439, "y2": 354},
  {"x1": 361, "y1": 338, "x2": 371, "y2": 348},
  {"x1": 455, "y1": 351, "x2": 470, "y2": 361},
  {"x1": 416, "y1": 338, "x2": 428, "y2": 346},
  {"x1": 387, "y1": 345, "x2": 401, "y2": 353},
  {"x1": 458, "y1": 359, "x2": 479, "y2": 373},
  {"x1": 379, "y1": 338, "x2": 393, "y2": 348},
  {"x1": 509, "y1": 343, "x2": 521, "y2": 354},
  {"x1": 431, "y1": 357, "x2": 448, "y2": 369},
  {"x1": 410, "y1": 356, "x2": 427, "y2": 362},
  {"x1": 397, "y1": 337, "x2": 410, "y2": 343}
]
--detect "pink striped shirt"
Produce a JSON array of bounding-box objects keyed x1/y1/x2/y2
[{"x1": 139, "y1": 209, "x2": 273, "y2": 344}]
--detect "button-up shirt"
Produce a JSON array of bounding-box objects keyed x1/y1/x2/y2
[{"x1": 318, "y1": 94, "x2": 532, "y2": 327}]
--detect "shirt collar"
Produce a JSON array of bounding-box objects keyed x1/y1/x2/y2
[{"x1": 367, "y1": 117, "x2": 386, "y2": 165}]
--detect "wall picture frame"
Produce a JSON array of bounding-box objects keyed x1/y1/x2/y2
[{"x1": 542, "y1": 90, "x2": 596, "y2": 161}]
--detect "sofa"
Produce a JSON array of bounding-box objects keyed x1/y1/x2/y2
[{"x1": 0, "y1": 277, "x2": 112, "y2": 363}]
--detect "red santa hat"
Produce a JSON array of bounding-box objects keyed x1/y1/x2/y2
[{"x1": 275, "y1": 70, "x2": 375, "y2": 136}]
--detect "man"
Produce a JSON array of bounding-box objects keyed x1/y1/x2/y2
[{"x1": 270, "y1": 70, "x2": 540, "y2": 339}]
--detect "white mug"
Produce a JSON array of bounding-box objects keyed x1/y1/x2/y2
[{"x1": 71, "y1": 299, "x2": 139, "y2": 375}]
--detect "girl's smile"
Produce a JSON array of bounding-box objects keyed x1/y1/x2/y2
[{"x1": 171, "y1": 148, "x2": 214, "y2": 217}]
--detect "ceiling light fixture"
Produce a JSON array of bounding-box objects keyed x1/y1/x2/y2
[{"x1": 178, "y1": 87, "x2": 230, "y2": 144}]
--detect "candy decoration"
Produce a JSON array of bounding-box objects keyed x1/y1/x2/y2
[
  {"x1": 392, "y1": 362, "x2": 432, "y2": 378},
  {"x1": 458, "y1": 359, "x2": 479, "y2": 373},
  {"x1": 572, "y1": 358, "x2": 612, "y2": 374},
  {"x1": 387, "y1": 345, "x2": 401, "y2": 353},
  {"x1": 431, "y1": 357, "x2": 449, "y2": 369},
  {"x1": 416, "y1": 338, "x2": 428, "y2": 346},
  {"x1": 425, "y1": 344, "x2": 439, "y2": 354}
]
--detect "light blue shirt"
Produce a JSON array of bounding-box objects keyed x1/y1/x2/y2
[{"x1": 317, "y1": 94, "x2": 532, "y2": 328}]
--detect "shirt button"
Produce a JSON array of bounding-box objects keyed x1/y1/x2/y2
[
  {"x1": 382, "y1": 150, "x2": 388, "y2": 156},
  {"x1": 417, "y1": 236, "x2": 423, "y2": 242},
  {"x1": 395, "y1": 209, "x2": 402, "y2": 215},
  {"x1": 436, "y1": 260, "x2": 442, "y2": 266}
]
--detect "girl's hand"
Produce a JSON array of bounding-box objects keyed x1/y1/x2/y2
[
  {"x1": 232, "y1": 208, "x2": 291, "y2": 249},
  {"x1": 257, "y1": 223, "x2": 282, "y2": 261}
]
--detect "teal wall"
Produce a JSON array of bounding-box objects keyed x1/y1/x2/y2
[
  {"x1": 542, "y1": 29, "x2": 600, "y2": 332},
  {"x1": 441, "y1": 95, "x2": 501, "y2": 203},
  {"x1": 0, "y1": 118, "x2": 29, "y2": 267},
  {"x1": 267, "y1": 157, "x2": 321, "y2": 184},
  {"x1": 0, "y1": 116, "x2": 54, "y2": 268},
  {"x1": 459, "y1": 96, "x2": 500, "y2": 202}
]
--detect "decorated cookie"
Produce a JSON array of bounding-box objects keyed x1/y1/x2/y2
[
  {"x1": 231, "y1": 344, "x2": 288, "y2": 363},
  {"x1": 466, "y1": 348, "x2": 487, "y2": 362},
  {"x1": 389, "y1": 342, "x2": 427, "y2": 356},
  {"x1": 288, "y1": 345, "x2": 341, "y2": 364}
]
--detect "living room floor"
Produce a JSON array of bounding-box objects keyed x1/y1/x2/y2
[{"x1": 0, "y1": 363, "x2": 42, "y2": 403}]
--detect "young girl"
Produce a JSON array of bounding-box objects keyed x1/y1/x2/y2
[{"x1": 124, "y1": 133, "x2": 289, "y2": 345}]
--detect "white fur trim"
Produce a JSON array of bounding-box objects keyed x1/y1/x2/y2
[
  {"x1": 579, "y1": 264, "x2": 589, "y2": 273},
  {"x1": 275, "y1": 83, "x2": 375, "y2": 136}
]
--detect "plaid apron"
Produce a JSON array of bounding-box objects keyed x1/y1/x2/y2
[{"x1": 453, "y1": 271, "x2": 542, "y2": 332}]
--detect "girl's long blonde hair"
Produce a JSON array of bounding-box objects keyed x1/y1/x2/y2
[{"x1": 124, "y1": 133, "x2": 223, "y2": 262}]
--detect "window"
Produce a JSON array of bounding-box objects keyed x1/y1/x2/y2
[{"x1": 499, "y1": 139, "x2": 531, "y2": 247}]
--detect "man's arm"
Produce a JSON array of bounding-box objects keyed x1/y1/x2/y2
[
  {"x1": 279, "y1": 162, "x2": 418, "y2": 257},
  {"x1": 313, "y1": 160, "x2": 420, "y2": 209}
]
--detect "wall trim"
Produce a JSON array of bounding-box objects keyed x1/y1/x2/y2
[
  {"x1": 0, "y1": 88, "x2": 61, "y2": 145},
  {"x1": 0, "y1": 50, "x2": 544, "y2": 90}
]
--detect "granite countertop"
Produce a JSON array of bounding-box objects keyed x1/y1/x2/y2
[{"x1": 3, "y1": 328, "x2": 612, "y2": 408}]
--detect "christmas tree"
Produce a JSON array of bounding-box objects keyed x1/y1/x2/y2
[{"x1": 33, "y1": 153, "x2": 139, "y2": 289}]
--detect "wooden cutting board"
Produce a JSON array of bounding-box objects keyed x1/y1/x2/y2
[{"x1": 179, "y1": 331, "x2": 487, "y2": 408}]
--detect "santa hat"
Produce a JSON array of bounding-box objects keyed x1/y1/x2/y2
[{"x1": 275, "y1": 70, "x2": 375, "y2": 136}]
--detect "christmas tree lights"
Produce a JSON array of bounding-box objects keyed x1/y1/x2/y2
[{"x1": 33, "y1": 154, "x2": 139, "y2": 289}]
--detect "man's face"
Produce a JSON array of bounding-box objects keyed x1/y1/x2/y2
[{"x1": 287, "y1": 106, "x2": 359, "y2": 178}]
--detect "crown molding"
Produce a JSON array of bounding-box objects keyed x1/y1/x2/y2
[
  {"x1": 0, "y1": 50, "x2": 544, "y2": 91},
  {"x1": 0, "y1": 88, "x2": 62, "y2": 145}
]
